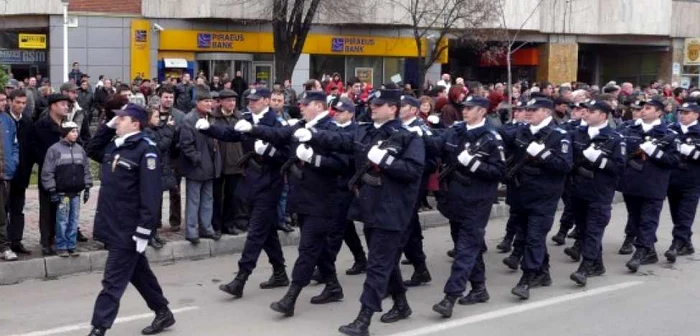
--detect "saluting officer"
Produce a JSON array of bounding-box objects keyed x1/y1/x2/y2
[
  {"x1": 618, "y1": 96, "x2": 680, "y2": 272},
  {"x1": 664, "y1": 102, "x2": 700, "y2": 262},
  {"x1": 86, "y1": 103, "x2": 174, "y2": 336},
  {"x1": 196, "y1": 87, "x2": 291, "y2": 299},
  {"x1": 431, "y1": 95, "x2": 506, "y2": 318},
  {"x1": 226, "y1": 90, "x2": 349, "y2": 316},
  {"x1": 499, "y1": 97, "x2": 572, "y2": 300},
  {"x1": 293, "y1": 87, "x2": 424, "y2": 336},
  {"x1": 567, "y1": 100, "x2": 625, "y2": 286}
]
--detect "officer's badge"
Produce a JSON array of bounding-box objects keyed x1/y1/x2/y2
[
  {"x1": 527, "y1": 98, "x2": 536, "y2": 105},
  {"x1": 147, "y1": 157, "x2": 156, "y2": 170},
  {"x1": 683, "y1": 103, "x2": 690, "y2": 108},
  {"x1": 498, "y1": 146, "x2": 506, "y2": 161},
  {"x1": 561, "y1": 140, "x2": 569, "y2": 154},
  {"x1": 467, "y1": 96, "x2": 473, "y2": 101},
  {"x1": 621, "y1": 142, "x2": 627, "y2": 156},
  {"x1": 376, "y1": 91, "x2": 382, "y2": 98}
]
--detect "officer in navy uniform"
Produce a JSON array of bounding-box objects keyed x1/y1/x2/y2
[
  {"x1": 195, "y1": 87, "x2": 291, "y2": 298},
  {"x1": 616, "y1": 100, "x2": 644, "y2": 255},
  {"x1": 664, "y1": 102, "x2": 700, "y2": 262},
  {"x1": 566, "y1": 100, "x2": 625, "y2": 286},
  {"x1": 430, "y1": 95, "x2": 506, "y2": 318},
  {"x1": 618, "y1": 96, "x2": 680, "y2": 272},
  {"x1": 398, "y1": 95, "x2": 436, "y2": 287},
  {"x1": 224, "y1": 90, "x2": 349, "y2": 316},
  {"x1": 499, "y1": 97, "x2": 572, "y2": 300},
  {"x1": 86, "y1": 103, "x2": 174, "y2": 336},
  {"x1": 292, "y1": 86, "x2": 424, "y2": 336}
]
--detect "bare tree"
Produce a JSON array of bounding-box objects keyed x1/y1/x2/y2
[{"x1": 392, "y1": 0, "x2": 497, "y2": 95}]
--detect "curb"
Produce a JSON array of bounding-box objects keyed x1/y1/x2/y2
[{"x1": 0, "y1": 192, "x2": 625, "y2": 285}]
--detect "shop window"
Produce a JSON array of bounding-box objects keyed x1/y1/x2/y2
[
  {"x1": 383, "y1": 58, "x2": 405, "y2": 86},
  {"x1": 346, "y1": 56, "x2": 382, "y2": 87},
  {"x1": 310, "y1": 55, "x2": 345, "y2": 84},
  {"x1": 254, "y1": 53, "x2": 274, "y2": 62}
]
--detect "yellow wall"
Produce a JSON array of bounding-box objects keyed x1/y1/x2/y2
[{"x1": 130, "y1": 19, "x2": 151, "y2": 79}]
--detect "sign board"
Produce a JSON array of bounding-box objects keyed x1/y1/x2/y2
[
  {"x1": 390, "y1": 74, "x2": 402, "y2": 84},
  {"x1": 66, "y1": 16, "x2": 79, "y2": 28},
  {"x1": 355, "y1": 67, "x2": 374, "y2": 86},
  {"x1": 681, "y1": 76, "x2": 691, "y2": 89},
  {"x1": 18, "y1": 34, "x2": 46, "y2": 49},
  {"x1": 0, "y1": 50, "x2": 47, "y2": 64},
  {"x1": 673, "y1": 62, "x2": 681, "y2": 75},
  {"x1": 684, "y1": 38, "x2": 700, "y2": 65},
  {"x1": 131, "y1": 20, "x2": 150, "y2": 79}
]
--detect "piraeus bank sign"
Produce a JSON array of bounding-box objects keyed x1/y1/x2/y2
[
  {"x1": 331, "y1": 37, "x2": 376, "y2": 53},
  {"x1": 197, "y1": 33, "x2": 246, "y2": 49}
]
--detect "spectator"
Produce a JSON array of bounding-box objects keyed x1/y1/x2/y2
[
  {"x1": 157, "y1": 86, "x2": 186, "y2": 231},
  {"x1": 418, "y1": 96, "x2": 434, "y2": 122},
  {"x1": 436, "y1": 73, "x2": 451, "y2": 90},
  {"x1": 68, "y1": 62, "x2": 83, "y2": 83},
  {"x1": 439, "y1": 85, "x2": 466, "y2": 126},
  {"x1": 40, "y1": 121, "x2": 92, "y2": 258},
  {"x1": 232, "y1": 70, "x2": 248, "y2": 107},
  {"x1": 6, "y1": 90, "x2": 33, "y2": 255},
  {"x1": 222, "y1": 78, "x2": 232, "y2": 91},
  {"x1": 211, "y1": 76, "x2": 222, "y2": 92},
  {"x1": 77, "y1": 79, "x2": 95, "y2": 124},
  {"x1": 96, "y1": 75, "x2": 105, "y2": 88},
  {"x1": 326, "y1": 73, "x2": 344, "y2": 94},
  {"x1": 0, "y1": 91, "x2": 18, "y2": 261},
  {"x1": 487, "y1": 83, "x2": 505, "y2": 112},
  {"x1": 94, "y1": 78, "x2": 115, "y2": 118},
  {"x1": 403, "y1": 83, "x2": 415, "y2": 97},
  {"x1": 540, "y1": 81, "x2": 554, "y2": 97},
  {"x1": 24, "y1": 77, "x2": 39, "y2": 117},
  {"x1": 59, "y1": 82, "x2": 91, "y2": 147},
  {"x1": 178, "y1": 89, "x2": 221, "y2": 244},
  {"x1": 175, "y1": 73, "x2": 195, "y2": 112},
  {"x1": 673, "y1": 87, "x2": 686, "y2": 105},
  {"x1": 283, "y1": 79, "x2": 297, "y2": 106}
]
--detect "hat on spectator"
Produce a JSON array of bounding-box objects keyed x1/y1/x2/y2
[
  {"x1": 195, "y1": 89, "x2": 212, "y2": 101},
  {"x1": 5, "y1": 79, "x2": 19, "y2": 88},
  {"x1": 47, "y1": 93, "x2": 71, "y2": 106},
  {"x1": 60, "y1": 81, "x2": 78, "y2": 92},
  {"x1": 210, "y1": 91, "x2": 220, "y2": 99},
  {"x1": 60, "y1": 121, "x2": 79, "y2": 138},
  {"x1": 219, "y1": 89, "x2": 238, "y2": 99}
]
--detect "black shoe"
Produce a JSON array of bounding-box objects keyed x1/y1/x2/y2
[
  {"x1": 270, "y1": 284, "x2": 303, "y2": 317},
  {"x1": 511, "y1": 272, "x2": 535, "y2": 300},
  {"x1": 619, "y1": 237, "x2": 635, "y2": 255},
  {"x1": 626, "y1": 247, "x2": 654, "y2": 273},
  {"x1": 200, "y1": 232, "x2": 221, "y2": 241},
  {"x1": 338, "y1": 306, "x2": 373, "y2": 336},
  {"x1": 346, "y1": 261, "x2": 367, "y2": 275},
  {"x1": 219, "y1": 271, "x2": 249, "y2": 298},
  {"x1": 141, "y1": 308, "x2": 175, "y2": 335},
  {"x1": 458, "y1": 283, "x2": 490, "y2": 305},
  {"x1": 88, "y1": 327, "x2": 106, "y2": 336},
  {"x1": 503, "y1": 253, "x2": 522, "y2": 271},
  {"x1": 42, "y1": 246, "x2": 56, "y2": 256},
  {"x1": 260, "y1": 267, "x2": 290, "y2": 289},
  {"x1": 380, "y1": 293, "x2": 412, "y2": 323},
  {"x1": 310, "y1": 279, "x2": 344, "y2": 304},
  {"x1": 447, "y1": 249, "x2": 455, "y2": 258},
  {"x1": 277, "y1": 222, "x2": 295, "y2": 233},
  {"x1": 590, "y1": 258, "x2": 606, "y2": 277},
  {"x1": 153, "y1": 232, "x2": 165, "y2": 245},
  {"x1": 664, "y1": 240, "x2": 682, "y2": 263},
  {"x1": 551, "y1": 230, "x2": 567, "y2": 246},
  {"x1": 564, "y1": 241, "x2": 581, "y2": 262},
  {"x1": 570, "y1": 259, "x2": 593, "y2": 286},
  {"x1": 496, "y1": 236, "x2": 513, "y2": 253},
  {"x1": 432, "y1": 295, "x2": 459, "y2": 318},
  {"x1": 311, "y1": 268, "x2": 326, "y2": 284},
  {"x1": 11, "y1": 243, "x2": 31, "y2": 255},
  {"x1": 148, "y1": 237, "x2": 164, "y2": 249},
  {"x1": 77, "y1": 230, "x2": 89, "y2": 242},
  {"x1": 234, "y1": 220, "x2": 248, "y2": 232},
  {"x1": 568, "y1": 227, "x2": 580, "y2": 239},
  {"x1": 403, "y1": 269, "x2": 431, "y2": 287},
  {"x1": 186, "y1": 237, "x2": 200, "y2": 245},
  {"x1": 531, "y1": 269, "x2": 553, "y2": 288},
  {"x1": 678, "y1": 242, "x2": 695, "y2": 256},
  {"x1": 643, "y1": 247, "x2": 659, "y2": 265},
  {"x1": 401, "y1": 259, "x2": 412, "y2": 265}
]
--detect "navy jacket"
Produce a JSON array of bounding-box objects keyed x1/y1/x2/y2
[
  {"x1": 86, "y1": 126, "x2": 162, "y2": 249},
  {"x1": 500, "y1": 119, "x2": 573, "y2": 209},
  {"x1": 500, "y1": 120, "x2": 525, "y2": 205},
  {"x1": 202, "y1": 109, "x2": 289, "y2": 204},
  {"x1": 7, "y1": 110, "x2": 31, "y2": 187},
  {"x1": 309, "y1": 118, "x2": 425, "y2": 232},
  {"x1": 251, "y1": 114, "x2": 348, "y2": 218},
  {"x1": 434, "y1": 122, "x2": 506, "y2": 220},
  {"x1": 668, "y1": 122, "x2": 700, "y2": 193},
  {"x1": 569, "y1": 125, "x2": 625, "y2": 203},
  {"x1": 618, "y1": 121, "x2": 679, "y2": 200}
]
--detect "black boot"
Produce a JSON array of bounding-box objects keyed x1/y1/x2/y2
[
  {"x1": 77, "y1": 228, "x2": 89, "y2": 242},
  {"x1": 626, "y1": 247, "x2": 648, "y2": 273},
  {"x1": 458, "y1": 282, "x2": 490, "y2": 305},
  {"x1": 511, "y1": 272, "x2": 535, "y2": 300},
  {"x1": 260, "y1": 266, "x2": 290, "y2": 289},
  {"x1": 496, "y1": 235, "x2": 514, "y2": 253},
  {"x1": 311, "y1": 268, "x2": 326, "y2": 284},
  {"x1": 346, "y1": 260, "x2": 367, "y2": 275},
  {"x1": 219, "y1": 271, "x2": 249, "y2": 298},
  {"x1": 618, "y1": 236, "x2": 635, "y2": 255},
  {"x1": 141, "y1": 308, "x2": 175, "y2": 335},
  {"x1": 153, "y1": 231, "x2": 165, "y2": 245},
  {"x1": 87, "y1": 327, "x2": 106, "y2": 336},
  {"x1": 532, "y1": 265, "x2": 553, "y2": 288},
  {"x1": 590, "y1": 257, "x2": 606, "y2": 277},
  {"x1": 564, "y1": 240, "x2": 581, "y2": 262},
  {"x1": 277, "y1": 221, "x2": 295, "y2": 233},
  {"x1": 551, "y1": 228, "x2": 568, "y2": 246},
  {"x1": 311, "y1": 275, "x2": 344, "y2": 304},
  {"x1": 432, "y1": 295, "x2": 459, "y2": 318},
  {"x1": 664, "y1": 240, "x2": 682, "y2": 263},
  {"x1": 148, "y1": 236, "x2": 164, "y2": 249},
  {"x1": 339, "y1": 306, "x2": 373, "y2": 336},
  {"x1": 502, "y1": 251, "x2": 522, "y2": 270},
  {"x1": 644, "y1": 247, "x2": 659, "y2": 265},
  {"x1": 270, "y1": 283, "x2": 303, "y2": 317},
  {"x1": 570, "y1": 259, "x2": 594, "y2": 286},
  {"x1": 403, "y1": 267, "x2": 431, "y2": 287},
  {"x1": 380, "y1": 292, "x2": 412, "y2": 323},
  {"x1": 568, "y1": 226, "x2": 580, "y2": 239},
  {"x1": 678, "y1": 242, "x2": 695, "y2": 256}
]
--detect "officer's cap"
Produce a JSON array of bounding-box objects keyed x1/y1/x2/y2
[
  {"x1": 583, "y1": 100, "x2": 613, "y2": 114},
  {"x1": 247, "y1": 87, "x2": 272, "y2": 100},
  {"x1": 333, "y1": 97, "x2": 355, "y2": 113},
  {"x1": 678, "y1": 102, "x2": 700, "y2": 113},
  {"x1": 113, "y1": 103, "x2": 149, "y2": 126},
  {"x1": 4, "y1": 79, "x2": 18, "y2": 88},
  {"x1": 458, "y1": 95, "x2": 489, "y2": 109},
  {"x1": 370, "y1": 89, "x2": 402, "y2": 106},
  {"x1": 219, "y1": 89, "x2": 238, "y2": 99},
  {"x1": 300, "y1": 90, "x2": 327, "y2": 105},
  {"x1": 629, "y1": 100, "x2": 644, "y2": 110},
  {"x1": 401, "y1": 95, "x2": 421, "y2": 108},
  {"x1": 47, "y1": 93, "x2": 72, "y2": 106},
  {"x1": 524, "y1": 97, "x2": 554, "y2": 110},
  {"x1": 513, "y1": 100, "x2": 526, "y2": 110},
  {"x1": 554, "y1": 96, "x2": 573, "y2": 107},
  {"x1": 642, "y1": 96, "x2": 666, "y2": 110}
]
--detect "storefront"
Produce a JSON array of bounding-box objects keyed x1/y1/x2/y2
[
  {"x1": 0, "y1": 29, "x2": 49, "y2": 80},
  {"x1": 682, "y1": 38, "x2": 700, "y2": 88}
]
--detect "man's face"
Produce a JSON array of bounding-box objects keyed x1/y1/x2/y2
[
  {"x1": 273, "y1": 84, "x2": 282, "y2": 91},
  {"x1": 213, "y1": 76, "x2": 220, "y2": 84},
  {"x1": 182, "y1": 73, "x2": 190, "y2": 83},
  {"x1": 119, "y1": 90, "x2": 132, "y2": 99},
  {"x1": 0, "y1": 94, "x2": 7, "y2": 111},
  {"x1": 64, "y1": 90, "x2": 78, "y2": 102},
  {"x1": 73, "y1": 63, "x2": 79, "y2": 70},
  {"x1": 221, "y1": 98, "x2": 236, "y2": 112},
  {"x1": 115, "y1": 116, "x2": 139, "y2": 136},
  {"x1": 571, "y1": 107, "x2": 586, "y2": 120},
  {"x1": 11, "y1": 96, "x2": 27, "y2": 114},
  {"x1": 512, "y1": 109, "x2": 525, "y2": 122},
  {"x1": 196, "y1": 99, "x2": 213, "y2": 114},
  {"x1": 679, "y1": 110, "x2": 698, "y2": 126},
  {"x1": 160, "y1": 92, "x2": 174, "y2": 109},
  {"x1": 270, "y1": 94, "x2": 285, "y2": 111},
  {"x1": 631, "y1": 108, "x2": 642, "y2": 120},
  {"x1": 29, "y1": 78, "x2": 36, "y2": 87},
  {"x1": 351, "y1": 83, "x2": 362, "y2": 95},
  {"x1": 284, "y1": 80, "x2": 291, "y2": 88},
  {"x1": 555, "y1": 103, "x2": 568, "y2": 113},
  {"x1": 333, "y1": 110, "x2": 353, "y2": 124},
  {"x1": 80, "y1": 82, "x2": 89, "y2": 91},
  {"x1": 104, "y1": 80, "x2": 112, "y2": 89},
  {"x1": 370, "y1": 103, "x2": 396, "y2": 123},
  {"x1": 51, "y1": 101, "x2": 69, "y2": 117},
  {"x1": 462, "y1": 106, "x2": 485, "y2": 125},
  {"x1": 236, "y1": 71, "x2": 242, "y2": 77},
  {"x1": 301, "y1": 101, "x2": 322, "y2": 122},
  {"x1": 640, "y1": 105, "x2": 661, "y2": 123},
  {"x1": 399, "y1": 104, "x2": 417, "y2": 121},
  {"x1": 525, "y1": 108, "x2": 550, "y2": 125},
  {"x1": 248, "y1": 98, "x2": 269, "y2": 114},
  {"x1": 582, "y1": 109, "x2": 606, "y2": 127},
  {"x1": 224, "y1": 81, "x2": 232, "y2": 89},
  {"x1": 543, "y1": 85, "x2": 553, "y2": 96},
  {"x1": 149, "y1": 109, "x2": 160, "y2": 126}
]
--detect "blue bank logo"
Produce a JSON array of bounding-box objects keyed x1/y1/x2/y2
[
  {"x1": 331, "y1": 38, "x2": 344, "y2": 52},
  {"x1": 198, "y1": 33, "x2": 212, "y2": 48},
  {"x1": 135, "y1": 30, "x2": 147, "y2": 43}
]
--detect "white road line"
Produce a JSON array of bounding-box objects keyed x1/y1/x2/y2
[
  {"x1": 387, "y1": 281, "x2": 644, "y2": 336},
  {"x1": 9, "y1": 306, "x2": 200, "y2": 336}
]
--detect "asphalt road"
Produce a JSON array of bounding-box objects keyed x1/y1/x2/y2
[{"x1": 2, "y1": 202, "x2": 699, "y2": 336}]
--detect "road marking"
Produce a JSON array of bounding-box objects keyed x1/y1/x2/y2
[
  {"x1": 387, "y1": 281, "x2": 644, "y2": 336},
  {"x1": 10, "y1": 306, "x2": 200, "y2": 336}
]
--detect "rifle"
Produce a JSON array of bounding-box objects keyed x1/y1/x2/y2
[
  {"x1": 627, "y1": 132, "x2": 676, "y2": 171},
  {"x1": 347, "y1": 131, "x2": 402, "y2": 196},
  {"x1": 575, "y1": 136, "x2": 616, "y2": 178},
  {"x1": 236, "y1": 151, "x2": 260, "y2": 170},
  {"x1": 438, "y1": 138, "x2": 490, "y2": 190},
  {"x1": 505, "y1": 127, "x2": 553, "y2": 187}
]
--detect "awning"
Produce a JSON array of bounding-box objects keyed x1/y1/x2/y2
[{"x1": 163, "y1": 58, "x2": 188, "y2": 68}]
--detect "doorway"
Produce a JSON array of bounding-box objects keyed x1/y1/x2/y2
[{"x1": 195, "y1": 53, "x2": 254, "y2": 84}]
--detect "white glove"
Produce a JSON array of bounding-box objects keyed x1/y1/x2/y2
[
  {"x1": 367, "y1": 145, "x2": 388, "y2": 164},
  {"x1": 106, "y1": 116, "x2": 118, "y2": 129},
  {"x1": 234, "y1": 119, "x2": 252, "y2": 133},
  {"x1": 680, "y1": 143, "x2": 695, "y2": 156},
  {"x1": 583, "y1": 146, "x2": 602, "y2": 162},
  {"x1": 287, "y1": 118, "x2": 300, "y2": 127},
  {"x1": 195, "y1": 118, "x2": 210, "y2": 130},
  {"x1": 457, "y1": 150, "x2": 475, "y2": 167},
  {"x1": 526, "y1": 142, "x2": 546, "y2": 157},
  {"x1": 296, "y1": 144, "x2": 314, "y2": 163},
  {"x1": 427, "y1": 115, "x2": 440, "y2": 125},
  {"x1": 293, "y1": 128, "x2": 312, "y2": 142},
  {"x1": 639, "y1": 141, "x2": 657, "y2": 156},
  {"x1": 407, "y1": 126, "x2": 423, "y2": 137},
  {"x1": 254, "y1": 140, "x2": 269, "y2": 155},
  {"x1": 132, "y1": 236, "x2": 148, "y2": 253}
]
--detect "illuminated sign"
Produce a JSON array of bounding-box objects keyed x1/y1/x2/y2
[{"x1": 18, "y1": 33, "x2": 47, "y2": 49}]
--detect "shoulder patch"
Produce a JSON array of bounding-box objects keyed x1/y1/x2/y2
[
  {"x1": 490, "y1": 130, "x2": 502, "y2": 140},
  {"x1": 669, "y1": 129, "x2": 678, "y2": 135},
  {"x1": 143, "y1": 137, "x2": 157, "y2": 146},
  {"x1": 145, "y1": 152, "x2": 158, "y2": 158}
]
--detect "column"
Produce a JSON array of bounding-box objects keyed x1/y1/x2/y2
[{"x1": 536, "y1": 35, "x2": 579, "y2": 85}]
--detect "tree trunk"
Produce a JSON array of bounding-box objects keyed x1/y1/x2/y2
[
  {"x1": 417, "y1": 55, "x2": 426, "y2": 96},
  {"x1": 506, "y1": 44, "x2": 513, "y2": 116},
  {"x1": 274, "y1": 49, "x2": 299, "y2": 84}
]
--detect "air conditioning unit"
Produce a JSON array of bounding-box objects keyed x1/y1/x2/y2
[{"x1": 66, "y1": 16, "x2": 79, "y2": 28}]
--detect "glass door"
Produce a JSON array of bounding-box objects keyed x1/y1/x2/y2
[
  {"x1": 253, "y1": 62, "x2": 273, "y2": 88},
  {"x1": 211, "y1": 60, "x2": 233, "y2": 81},
  {"x1": 234, "y1": 60, "x2": 252, "y2": 85}
]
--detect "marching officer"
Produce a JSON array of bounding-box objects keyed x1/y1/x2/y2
[
  {"x1": 499, "y1": 97, "x2": 572, "y2": 300},
  {"x1": 196, "y1": 87, "x2": 291, "y2": 299},
  {"x1": 85, "y1": 103, "x2": 174, "y2": 336},
  {"x1": 664, "y1": 102, "x2": 700, "y2": 262},
  {"x1": 224, "y1": 90, "x2": 349, "y2": 316},
  {"x1": 616, "y1": 100, "x2": 644, "y2": 255},
  {"x1": 567, "y1": 100, "x2": 625, "y2": 286},
  {"x1": 431, "y1": 95, "x2": 506, "y2": 318},
  {"x1": 293, "y1": 86, "x2": 424, "y2": 336},
  {"x1": 618, "y1": 96, "x2": 679, "y2": 272}
]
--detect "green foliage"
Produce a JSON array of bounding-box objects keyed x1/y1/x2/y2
[{"x1": 0, "y1": 64, "x2": 8, "y2": 87}]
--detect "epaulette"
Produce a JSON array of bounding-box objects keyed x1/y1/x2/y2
[
  {"x1": 555, "y1": 127, "x2": 568, "y2": 134},
  {"x1": 489, "y1": 130, "x2": 503, "y2": 140},
  {"x1": 357, "y1": 122, "x2": 372, "y2": 125},
  {"x1": 669, "y1": 129, "x2": 678, "y2": 135},
  {"x1": 142, "y1": 137, "x2": 157, "y2": 146}
]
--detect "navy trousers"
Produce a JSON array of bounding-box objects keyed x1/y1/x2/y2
[
  {"x1": 292, "y1": 214, "x2": 335, "y2": 287},
  {"x1": 360, "y1": 227, "x2": 406, "y2": 312},
  {"x1": 238, "y1": 200, "x2": 286, "y2": 273},
  {"x1": 572, "y1": 198, "x2": 612, "y2": 261},
  {"x1": 623, "y1": 194, "x2": 664, "y2": 249},
  {"x1": 668, "y1": 188, "x2": 700, "y2": 244}
]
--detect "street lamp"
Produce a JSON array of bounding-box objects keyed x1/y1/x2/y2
[{"x1": 61, "y1": 0, "x2": 70, "y2": 83}]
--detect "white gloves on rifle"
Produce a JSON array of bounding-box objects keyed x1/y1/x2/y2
[
  {"x1": 457, "y1": 150, "x2": 475, "y2": 167},
  {"x1": 583, "y1": 146, "x2": 603, "y2": 163},
  {"x1": 680, "y1": 143, "x2": 695, "y2": 156},
  {"x1": 407, "y1": 126, "x2": 423, "y2": 137},
  {"x1": 367, "y1": 145, "x2": 388, "y2": 165},
  {"x1": 195, "y1": 118, "x2": 210, "y2": 130},
  {"x1": 294, "y1": 128, "x2": 312, "y2": 142},
  {"x1": 234, "y1": 120, "x2": 253, "y2": 133},
  {"x1": 287, "y1": 118, "x2": 300, "y2": 127},
  {"x1": 526, "y1": 142, "x2": 546, "y2": 157},
  {"x1": 427, "y1": 115, "x2": 440, "y2": 125},
  {"x1": 254, "y1": 140, "x2": 269, "y2": 155},
  {"x1": 296, "y1": 145, "x2": 314, "y2": 163},
  {"x1": 639, "y1": 141, "x2": 657, "y2": 156}
]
